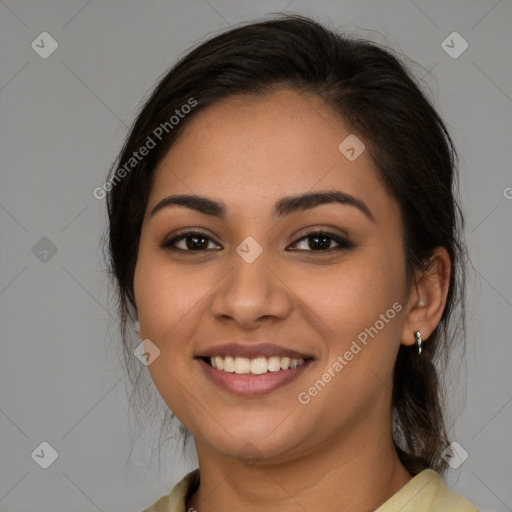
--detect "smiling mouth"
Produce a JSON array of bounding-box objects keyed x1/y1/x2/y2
[{"x1": 200, "y1": 355, "x2": 312, "y2": 375}]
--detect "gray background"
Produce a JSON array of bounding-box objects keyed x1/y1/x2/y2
[{"x1": 1, "y1": 1, "x2": 511, "y2": 511}]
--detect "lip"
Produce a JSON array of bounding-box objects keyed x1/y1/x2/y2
[
  {"x1": 197, "y1": 357, "x2": 314, "y2": 396},
  {"x1": 195, "y1": 342, "x2": 313, "y2": 360}
]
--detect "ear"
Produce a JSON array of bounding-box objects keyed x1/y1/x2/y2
[{"x1": 400, "y1": 247, "x2": 451, "y2": 347}]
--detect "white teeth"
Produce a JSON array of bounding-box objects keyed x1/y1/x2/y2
[
  {"x1": 208, "y1": 355, "x2": 307, "y2": 374},
  {"x1": 250, "y1": 357, "x2": 268, "y2": 375},
  {"x1": 267, "y1": 356, "x2": 281, "y2": 372},
  {"x1": 223, "y1": 356, "x2": 235, "y2": 372},
  {"x1": 234, "y1": 357, "x2": 250, "y2": 374}
]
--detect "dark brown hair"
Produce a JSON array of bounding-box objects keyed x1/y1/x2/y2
[{"x1": 103, "y1": 13, "x2": 467, "y2": 475}]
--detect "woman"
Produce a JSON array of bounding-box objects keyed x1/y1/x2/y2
[{"x1": 104, "y1": 14, "x2": 476, "y2": 511}]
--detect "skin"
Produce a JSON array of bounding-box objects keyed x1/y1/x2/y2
[{"x1": 133, "y1": 89, "x2": 451, "y2": 511}]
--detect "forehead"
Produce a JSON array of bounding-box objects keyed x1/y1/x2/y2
[{"x1": 148, "y1": 89, "x2": 394, "y2": 218}]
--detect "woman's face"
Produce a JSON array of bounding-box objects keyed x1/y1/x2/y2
[{"x1": 134, "y1": 89, "x2": 412, "y2": 464}]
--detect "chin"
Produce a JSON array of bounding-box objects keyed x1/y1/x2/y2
[{"x1": 190, "y1": 415, "x2": 313, "y2": 465}]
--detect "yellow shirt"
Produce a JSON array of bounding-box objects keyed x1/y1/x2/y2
[{"x1": 142, "y1": 468, "x2": 477, "y2": 511}]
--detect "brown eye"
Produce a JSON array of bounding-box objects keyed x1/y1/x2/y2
[
  {"x1": 160, "y1": 231, "x2": 222, "y2": 252},
  {"x1": 288, "y1": 231, "x2": 354, "y2": 252}
]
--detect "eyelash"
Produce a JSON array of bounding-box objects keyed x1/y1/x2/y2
[{"x1": 159, "y1": 229, "x2": 354, "y2": 253}]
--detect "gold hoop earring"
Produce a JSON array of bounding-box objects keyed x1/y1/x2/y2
[{"x1": 414, "y1": 331, "x2": 422, "y2": 355}]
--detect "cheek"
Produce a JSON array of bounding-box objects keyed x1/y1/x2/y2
[
  {"x1": 134, "y1": 249, "x2": 203, "y2": 341},
  {"x1": 296, "y1": 255, "x2": 405, "y2": 335},
  {"x1": 293, "y1": 259, "x2": 405, "y2": 413},
  {"x1": 133, "y1": 253, "x2": 200, "y2": 412}
]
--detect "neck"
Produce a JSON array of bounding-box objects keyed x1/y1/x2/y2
[{"x1": 187, "y1": 421, "x2": 412, "y2": 512}]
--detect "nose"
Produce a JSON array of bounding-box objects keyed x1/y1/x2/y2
[{"x1": 210, "y1": 249, "x2": 293, "y2": 330}]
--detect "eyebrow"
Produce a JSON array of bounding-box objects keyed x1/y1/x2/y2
[{"x1": 150, "y1": 190, "x2": 374, "y2": 222}]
